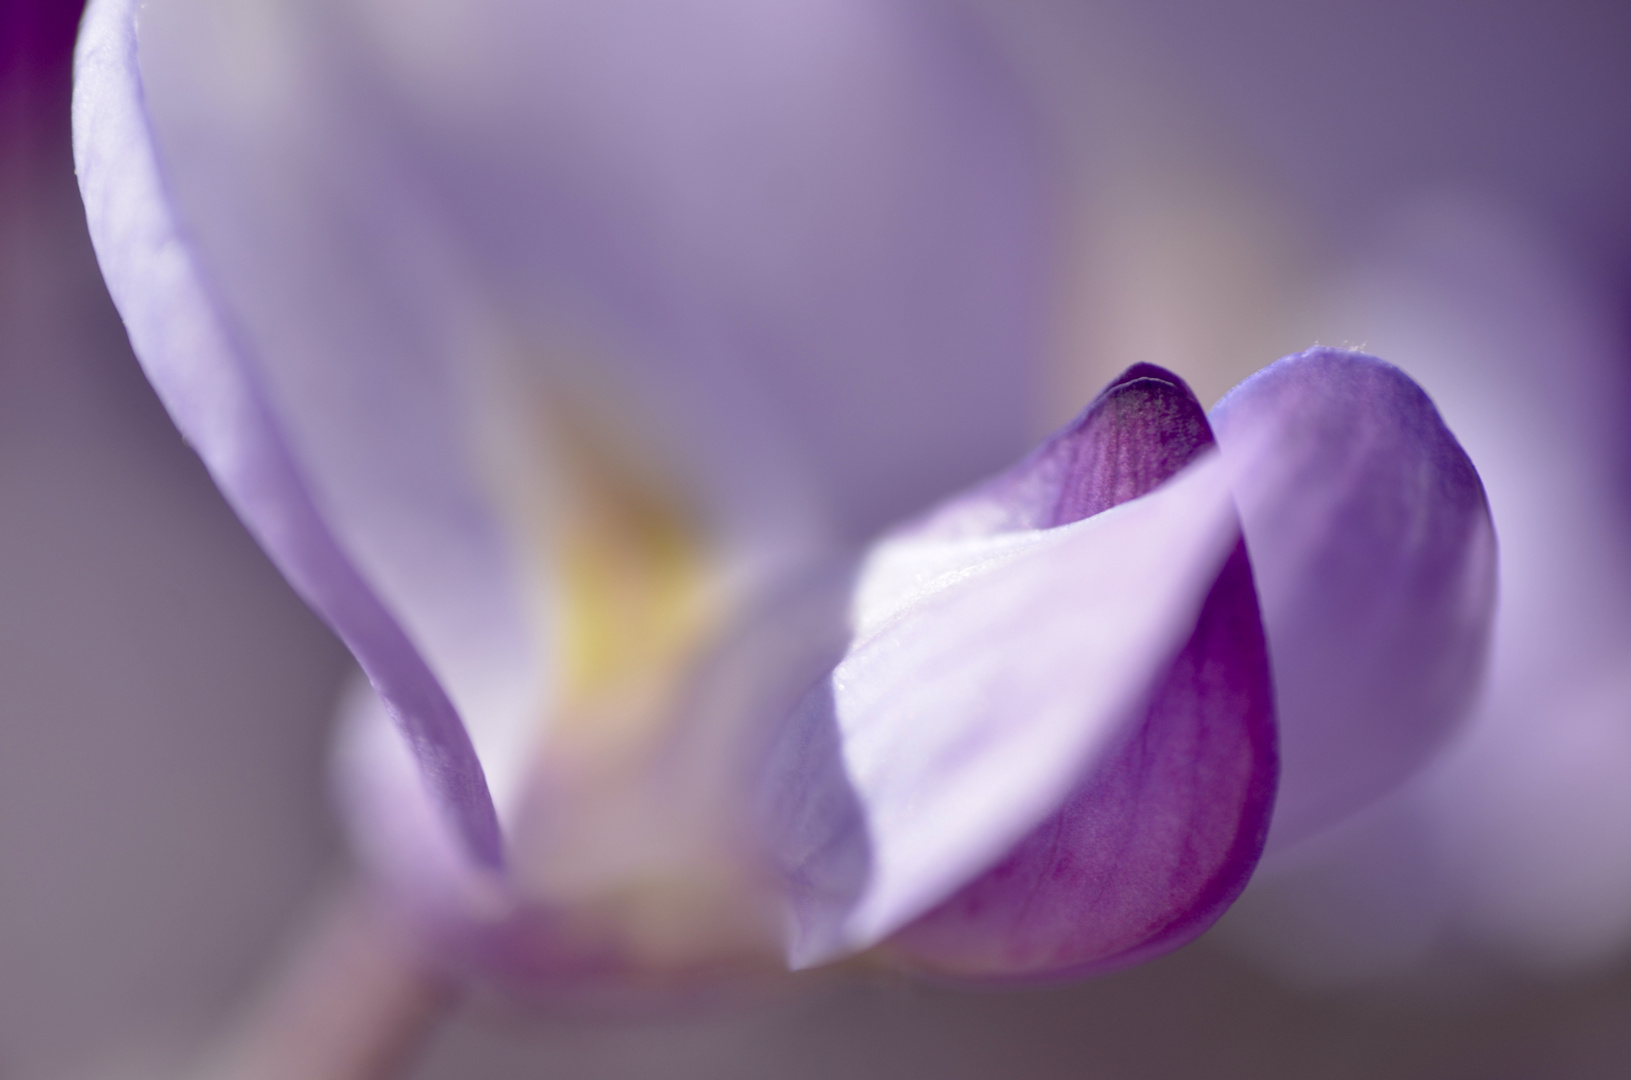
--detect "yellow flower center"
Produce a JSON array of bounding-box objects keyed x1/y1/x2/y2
[{"x1": 473, "y1": 348, "x2": 782, "y2": 971}]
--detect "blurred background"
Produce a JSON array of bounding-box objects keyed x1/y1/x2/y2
[{"x1": 4, "y1": 0, "x2": 1631, "y2": 1077}]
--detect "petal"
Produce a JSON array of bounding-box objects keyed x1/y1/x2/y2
[
  {"x1": 889, "y1": 541, "x2": 1274, "y2": 979},
  {"x1": 130, "y1": 0, "x2": 566, "y2": 821},
  {"x1": 336, "y1": 0, "x2": 1054, "y2": 539},
  {"x1": 764, "y1": 368, "x2": 1275, "y2": 976},
  {"x1": 134, "y1": 0, "x2": 1052, "y2": 546},
  {"x1": 73, "y1": 0, "x2": 502, "y2": 864},
  {"x1": 125, "y1": 0, "x2": 1052, "y2": 859},
  {"x1": 95, "y1": 0, "x2": 1055, "y2": 977},
  {"x1": 1209, "y1": 347, "x2": 1497, "y2": 853}
]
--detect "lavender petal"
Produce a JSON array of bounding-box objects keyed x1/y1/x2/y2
[
  {"x1": 1210, "y1": 347, "x2": 1497, "y2": 853},
  {"x1": 73, "y1": 0, "x2": 502, "y2": 866}
]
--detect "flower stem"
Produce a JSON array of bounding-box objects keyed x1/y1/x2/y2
[{"x1": 193, "y1": 880, "x2": 452, "y2": 1080}]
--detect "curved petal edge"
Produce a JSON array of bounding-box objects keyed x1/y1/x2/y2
[
  {"x1": 71, "y1": 0, "x2": 501, "y2": 866},
  {"x1": 1211, "y1": 347, "x2": 1496, "y2": 854}
]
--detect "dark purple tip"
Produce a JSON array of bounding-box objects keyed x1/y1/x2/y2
[{"x1": 1044, "y1": 364, "x2": 1215, "y2": 525}]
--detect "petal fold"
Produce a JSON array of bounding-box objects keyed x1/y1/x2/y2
[
  {"x1": 1210, "y1": 347, "x2": 1497, "y2": 852},
  {"x1": 890, "y1": 541, "x2": 1274, "y2": 979},
  {"x1": 764, "y1": 368, "x2": 1275, "y2": 977}
]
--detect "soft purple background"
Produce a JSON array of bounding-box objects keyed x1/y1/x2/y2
[{"x1": 3, "y1": 0, "x2": 1631, "y2": 1077}]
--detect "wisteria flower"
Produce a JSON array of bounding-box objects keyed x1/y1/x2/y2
[{"x1": 72, "y1": 0, "x2": 1494, "y2": 1016}]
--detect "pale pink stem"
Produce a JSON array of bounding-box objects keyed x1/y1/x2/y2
[{"x1": 192, "y1": 881, "x2": 453, "y2": 1080}]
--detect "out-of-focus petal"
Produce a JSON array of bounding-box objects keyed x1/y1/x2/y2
[
  {"x1": 72, "y1": 0, "x2": 502, "y2": 866},
  {"x1": 1211, "y1": 348, "x2": 1496, "y2": 853},
  {"x1": 90, "y1": 0, "x2": 1051, "y2": 888},
  {"x1": 765, "y1": 369, "x2": 1274, "y2": 976},
  {"x1": 135, "y1": 0, "x2": 1051, "y2": 547},
  {"x1": 127, "y1": 0, "x2": 1052, "y2": 852},
  {"x1": 333, "y1": 0, "x2": 1053, "y2": 538}
]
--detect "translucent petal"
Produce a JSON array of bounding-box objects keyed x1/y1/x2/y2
[
  {"x1": 1210, "y1": 347, "x2": 1497, "y2": 852},
  {"x1": 73, "y1": 0, "x2": 502, "y2": 865}
]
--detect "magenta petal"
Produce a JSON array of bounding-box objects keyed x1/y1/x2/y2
[
  {"x1": 879, "y1": 366, "x2": 1275, "y2": 980},
  {"x1": 1210, "y1": 347, "x2": 1497, "y2": 852},
  {"x1": 72, "y1": 0, "x2": 501, "y2": 866},
  {"x1": 889, "y1": 541, "x2": 1274, "y2": 980}
]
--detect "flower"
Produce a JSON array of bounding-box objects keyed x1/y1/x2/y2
[{"x1": 73, "y1": 0, "x2": 1495, "y2": 993}]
